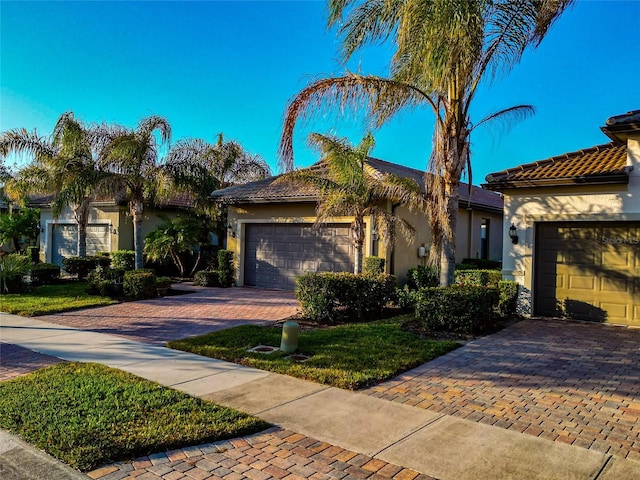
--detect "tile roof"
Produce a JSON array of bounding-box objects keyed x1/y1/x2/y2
[
  {"x1": 484, "y1": 142, "x2": 629, "y2": 190},
  {"x1": 212, "y1": 157, "x2": 503, "y2": 211},
  {"x1": 28, "y1": 191, "x2": 195, "y2": 209}
]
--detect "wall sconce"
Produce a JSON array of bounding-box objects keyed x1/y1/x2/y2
[
  {"x1": 111, "y1": 227, "x2": 118, "y2": 235},
  {"x1": 371, "y1": 230, "x2": 379, "y2": 241},
  {"x1": 227, "y1": 223, "x2": 236, "y2": 238},
  {"x1": 418, "y1": 244, "x2": 427, "y2": 258},
  {"x1": 508, "y1": 224, "x2": 519, "y2": 245},
  {"x1": 36, "y1": 222, "x2": 43, "y2": 233}
]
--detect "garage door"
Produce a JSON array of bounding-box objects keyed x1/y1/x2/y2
[
  {"x1": 51, "y1": 223, "x2": 110, "y2": 267},
  {"x1": 244, "y1": 223, "x2": 355, "y2": 290},
  {"x1": 535, "y1": 222, "x2": 640, "y2": 325},
  {"x1": 51, "y1": 224, "x2": 78, "y2": 267}
]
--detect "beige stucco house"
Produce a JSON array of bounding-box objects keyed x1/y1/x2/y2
[
  {"x1": 31, "y1": 193, "x2": 193, "y2": 266},
  {"x1": 213, "y1": 157, "x2": 504, "y2": 289},
  {"x1": 485, "y1": 110, "x2": 640, "y2": 326}
]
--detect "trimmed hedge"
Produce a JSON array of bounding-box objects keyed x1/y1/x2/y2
[
  {"x1": 30, "y1": 263, "x2": 61, "y2": 286},
  {"x1": 193, "y1": 270, "x2": 220, "y2": 287},
  {"x1": 123, "y1": 269, "x2": 157, "y2": 300},
  {"x1": 415, "y1": 285, "x2": 499, "y2": 335},
  {"x1": 497, "y1": 280, "x2": 519, "y2": 317},
  {"x1": 363, "y1": 256, "x2": 385, "y2": 276},
  {"x1": 111, "y1": 250, "x2": 135, "y2": 271},
  {"x1": 62, "y1": 256, "x2": 111, "y2": 280},
  {"x1": 406, "y1": 265, "x2": 439, "y2": 290},
  {"x1": 460, "y1": 258, "x2": 501, "y2": 270},
  {"x1": 295, "y1": 272, "x2": 397, "y2": 322},
  {"x1": 26, "y1": 246, "x2": 40, "y2": 264},
  {"x1": 454, "y1": 269, "x2": 502, "y2": 287},
  {"x1": 217, "y1": 250, "x2": 235, "y2": 288}
]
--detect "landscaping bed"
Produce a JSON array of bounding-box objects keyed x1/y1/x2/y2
[
  {"x1": 0, "y1": 362, "x2": 268, "y2": 472},
  {"x1": 168, "y1": 315, "x2": 460, "y2": 390}
]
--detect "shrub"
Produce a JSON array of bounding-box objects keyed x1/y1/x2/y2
[
  {"x1": 123, "y1": 269, "x2": 157, "y2": 300},
  {"x1": 406, "y1": 265, "x2": 439, "y2": 290},
  {"x1": 111, "y1": 250, "x2": 135, "y2": 271},
  {"x1": 193, "y1": 270, "x2": 220, "y2": 287},
  {"x1": 87, "y1": 267, "x2": 123, "y2": 297},
  {"x1": 454, "y1": 269, "x2": 502, "y2": 287},
  {"x1": 295, "y1": 272, "x2": 397, "y2": 322},
  {"x1": 460, "y1": 258, "x2": 501, "y2": 270},
  {"x1": 0, "y1": 253, "x2": 31, "y2": 293},
  {"x1": 217, "y1": 250, "x2": 235, "y2": 287},
  {"x1": 26, "y1": 246, "x2": 40, "y2": 264},
  {"x1": 396, "y1": 285, "x2": 419, "y2": 309},
  {"x1": 30, "y1": 263, "x2": 61, "y2": 285},
  {"x1": 415, "y1": 285, "x2": 499, "y2": 335},
  {"x1": 62, "y1": 256, "x2": 108, "y2": 280},
  {"x1": 497, "y1": 280, "x2": 519, "y2": 317},
  {"x1": 363, "y1": 256, "x2": 385, "y2": 276},
  {"x1": 155, "y1": 276, "x2": 172, "y2": 288}
]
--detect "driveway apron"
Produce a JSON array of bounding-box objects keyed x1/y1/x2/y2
[
  {"x1": 37, "y1": 285, "x2": 299, "y2": 344},
  {"x1": 367, "y1": 318, "x2": 640, "y2": 461}
]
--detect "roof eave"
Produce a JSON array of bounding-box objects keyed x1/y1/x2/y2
[{"x1": 483, "y1": 174, "x2": 629, "y2": 192}]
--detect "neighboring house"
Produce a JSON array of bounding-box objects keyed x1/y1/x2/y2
[
  {"x1": 30, "y1": 193, "x2": 194, "y2": 267},
  {"x1": 212, "y1": 157, "x2": 503, "y2": 289},
  {"x1": 484, "y1": 110, "x2": 640, "y2": 326}
]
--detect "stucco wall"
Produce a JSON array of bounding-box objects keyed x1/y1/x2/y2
[
  {"x1": 501, "y1": 137, "x2": 640, "y2": 315},
  {"x1": 227, "y1": 200, "x2": 503, "y2": 286}
]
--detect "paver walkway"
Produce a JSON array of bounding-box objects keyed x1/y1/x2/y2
[
  {"x1": 366, "y1": 319, "x2": 640, "y2": 461},
  {"x1": 0, "y1": 343, "x2": 63, "y2": 382},
  {"x1": 39, "y1": 286, "x2": 299, "y2": 344}
]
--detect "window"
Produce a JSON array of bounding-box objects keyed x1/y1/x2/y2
[{"x1": 480, "y1": 219, "x2": 489, "y2": 259}]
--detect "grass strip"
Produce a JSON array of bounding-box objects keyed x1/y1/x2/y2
[
  {"x1": 168, "y1": 316, "x2": 460, "y2": 390},
  {"x1": 0, "y1": 282, "x2": 116, "y2": 316},
  {"x1": 0, "y1": 362, "x2": 269, "y2": 471}
]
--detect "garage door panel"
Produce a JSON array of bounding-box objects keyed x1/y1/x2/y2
[
  {"x1": 535, "y1": 222, "x2": 639, "y2": 326},
  {"x1": 244, "y1": 223, "x2": 355, "y2": 289}
]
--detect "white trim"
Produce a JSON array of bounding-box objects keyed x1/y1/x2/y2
[{"x1": 44, "y1": 220, "x2": 113, "y2": 263}]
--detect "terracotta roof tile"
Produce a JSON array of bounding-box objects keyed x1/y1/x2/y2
[
  {"x1": 484, "y1": 143, "x2": 628, "y2": 189},
  {"x1": 212, "y1": 157, "x2": 503, "y2": 211}
]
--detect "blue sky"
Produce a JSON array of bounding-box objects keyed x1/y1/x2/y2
[{"x1": 1, "y1": 0, "x2": 639, "y2": 184}]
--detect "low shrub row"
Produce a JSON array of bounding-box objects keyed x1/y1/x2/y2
[
  {"x1": 62, "y1": 255, "x2": 111, "y2": 280},
  {"x1": 295, "y1": 272, "x2": 397, "y2": 322},
  {"x1": 414, "y1": 281, "x2": 519, "y2": 334},
  {"x1": 454, "y1": 269, "x2": 502, "y2": 287}
]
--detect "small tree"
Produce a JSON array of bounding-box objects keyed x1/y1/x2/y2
[{"x1": 0, "y1": 208, "x2": 40, "y2": 252}]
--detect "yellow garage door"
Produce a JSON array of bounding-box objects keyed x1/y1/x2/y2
[{"x1": 534, "y1": 222, "x2": 640, "y2": 325}]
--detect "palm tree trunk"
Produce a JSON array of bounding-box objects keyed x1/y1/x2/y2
[
  {"x1": 352, "y1": 215, "x2": 364, "y2": 274},
  {"x1": 440, "y1": 179, "x2": 459, "y2": 286},
  {"x1": 132, "y1": 200, "x2": 144, "y2": 269},
  {"x1": 74, "y1": 202, "x2": 90, "y2": 258}
]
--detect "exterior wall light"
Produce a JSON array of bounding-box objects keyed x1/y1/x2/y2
[
  {"x1": 227, "y1": 223, "x2": 236, "y2": 238},
  {"x1": 508, "y1": 224, "x2": 519, "y2": 245}
]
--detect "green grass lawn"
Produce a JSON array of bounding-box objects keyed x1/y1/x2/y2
[
  {"x1": 0, "y1": 282, "x2": 116, "y2": 316},
  {"x1": 168, "y1": 316, "x2": 460, "y2": 390},
  {"x1": 0, "y1": 363, "x2": 268, "y2": 472}
]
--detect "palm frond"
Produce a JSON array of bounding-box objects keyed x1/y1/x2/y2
[{"x1": 279, "y1": 74, "x2": 436, "y2": 172}]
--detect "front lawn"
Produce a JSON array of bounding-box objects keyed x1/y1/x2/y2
[
  {"x1": 0, "y1": 363, "x2": 268, "y2": 472},
  {"x1": 0, "y1": 282, "x2": 116, "y2": 316},
  {"x1": 168, "y1": 316, "x2": 460, "y2": 390}
]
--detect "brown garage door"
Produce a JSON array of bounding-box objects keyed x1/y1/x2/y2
[
  {"x1": 535, "y1": 222, "x2": 640, "y2": 325},
  {"x1": 244, "y1": 223, "x2": 355, "y2": 290}
]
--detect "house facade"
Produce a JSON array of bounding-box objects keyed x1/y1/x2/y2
[
  {"x1": 213, "y1": 157, "x2": 504, "y2": 289},
  {"x1": 32, "y1": 194, "x2": 193, "y2": 266},
  {"x1": 485, "y1": 110, "x2": 640, "y2": 326}
]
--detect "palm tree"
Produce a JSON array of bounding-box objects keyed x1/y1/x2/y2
[
  {"x1": 280, "y1": 132, "x2": 425, "y2": 274},
  {"x1": 165, "y1": 133, "x2": 270, "y2": 213},
  {"x1": 0, "y1": 112, "x2": 105, "y2": 257},
  {"x1": 99, "y1": 116, "x2": 172, "y2": 269},
  {"x1": 279, "y1": 0, "x2": 573, "y2": 285}
]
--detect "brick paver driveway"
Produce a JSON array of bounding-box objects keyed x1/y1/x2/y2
[
  {"x1": 367, "y1": 319, "x2": 640, "y2": 460},
  {"x1": 40, "y1": 285, "x2": 299, "y2": 344}
]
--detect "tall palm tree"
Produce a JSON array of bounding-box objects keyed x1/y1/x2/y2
[
  {"x1": 0, "y1": 112, "x2": 104, "y2": 257},
  {"x1": 99, "y1": 115, "x2": 172, "y2": 269},
  {"x1": 280, "y1": 0, "x2": 573, "y2": 285},
  {"x1": 280, "y1": 132, "x2": 425, "y2": 274}
]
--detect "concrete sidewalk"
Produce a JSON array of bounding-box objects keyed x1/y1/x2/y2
[{"x1": 2, "y1": 313, "x2": 640, "y2": 480}]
